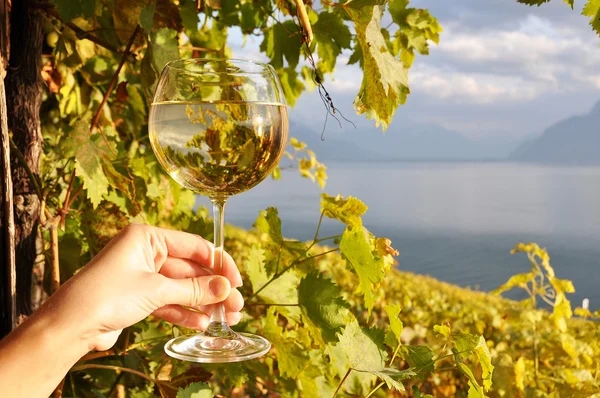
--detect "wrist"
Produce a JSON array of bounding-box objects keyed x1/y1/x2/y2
[{"x1": 0, "y1": 303, "x2": 91, "y2": 397}]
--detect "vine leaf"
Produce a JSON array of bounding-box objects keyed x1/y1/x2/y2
[
  {"x1": 139, "y1": 1, "x2": 156, "y2": 34},
  {"x1": 53, "y1": 0, "x2": 95, "y2": 22},
  {"x1": 263, "y1": 309, "x2": 310, "y2": 378},
  {"x1": 150, "y1": 28, "x2": 180, "y2": 74},
  {"x1": 245, "y1": 245, "x2": 302, "y2": 321},
  {"x1": 339, "y1": 226, "x2": 385, "y2": 313},
  {"x1": 452, "y1": 333, "x2": 494, "y2": 393},
  {"x1": 384, "y1": 304, "x2": 403, "y2": 346},
  {"x1": 518, "y1": 0, "x2": 573, "y2": 7},
  {"x1": 400, "y1": 345, "x2": 434, "y2": 380},
  {"x1": 175, "y1": 381, "x2": 213, "y2": 398},
  {"x1": 346, "y1": 4, "x2": 409, "y2": 130},
  {"x1": 584, "y1": 0, "x2": 600, "y2": 35},
  {"x1": 388, "y1": 1, "x2": 442, "y2": 68},
  {"x1": 433, "y1": 324, "x2": 451, "y2": 339},
  {"x1": 453, "y1": 331, "x2": 480, "y2": 359},
  {"x1": 474, "y1": 337, "x2": 494, "y2": 391},
  {"x1": 254, "y1": 207, "x2": 283, "y2": 244},
  {"x1": 320, "y1": 193, "x2": 367, "y2": 228},
  {"x1": 159, "y1": 367, "x2": 212, "y2": 397},
  {"x1": 298, "y1": 272, "x2": 352, "y2": 343},
  {"x1": 312, "y1": 12, "x2": 352, "y2": 74},
  {"x1": 260, "y1": 21, "x2": 302, "y2": 69},
  {"x1": 492, "y1": 272, "x2": 535, "y2": 295},
  {"x1": 63, "y1": 122, "x2": 115, "y2": 208},
  {"x1": 180, "y1": 0, "x2": 200, "y2": 31},
  {"x1": 254, "y1": 207, "x2": 283, "y2": 276},
  {"x1": 337, "y1": 321, "x2": 414, "y2": 391}
]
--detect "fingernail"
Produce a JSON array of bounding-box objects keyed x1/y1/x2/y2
[
  {"x1": 209, "y1": 277, "x2": 230, "y2": 297},
  {"x1": 232, "y1": 312, "x2": 243, "y2": 325}
]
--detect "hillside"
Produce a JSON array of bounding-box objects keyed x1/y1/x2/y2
[
  {"x1": 511, "y1": 101, "x2": 600, "y2": 164},
  {"x1": 290, "y1": 120, "x2": 520, "y2": 161}
]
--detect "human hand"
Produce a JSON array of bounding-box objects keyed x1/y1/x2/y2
[{"x1": 45, "y1": 224, "x2": 244, "y2": 351}]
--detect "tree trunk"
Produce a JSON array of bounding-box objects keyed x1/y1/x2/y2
[
  {"x1": 0, "y1": 0, "x2": 13, "y2": 338},
  {"x1": 4, "y1": 0, "x2": 44, "y2": 323}
]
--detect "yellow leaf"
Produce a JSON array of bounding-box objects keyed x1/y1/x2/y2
[{"x1": 514, "y1": 357, "x2": 525, "y2": 391}]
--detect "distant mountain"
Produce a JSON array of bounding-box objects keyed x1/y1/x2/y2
[
  {"x1": 510, "y1": 101, "x2": 600, "y2": 164},
  {"x1": 289, "y1": 119, "x2": 520, "y2": 161}
]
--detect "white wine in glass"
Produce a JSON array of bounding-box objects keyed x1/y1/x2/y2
[{"x1": 148, "y1": 59, "x2": 288, "y2": 363}]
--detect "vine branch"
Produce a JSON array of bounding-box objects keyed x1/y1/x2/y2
[
  {"x1": 333, "y1": 367, "x2": 352, "y2": 398},
  {"x1": 248, "y1": 247, "x2": 339, "y2": 301},
  {"x1": 71, "y1": 364, "x2": 158, "y2": 385},
  {"x1": 42, "y1": 8, "x2": 125, "y2": 55},
  {"x1": 90, "y1": 25, "x2": 141, "y2": 134}
]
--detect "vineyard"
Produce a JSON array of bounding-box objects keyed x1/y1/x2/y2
[{"x1": 1, "y1": 0, "x2": 600, "y2": 396}]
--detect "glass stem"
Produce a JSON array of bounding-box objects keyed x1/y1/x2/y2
[{"x1": 208, "y1": 198, "x2": 228, "y2": 327}]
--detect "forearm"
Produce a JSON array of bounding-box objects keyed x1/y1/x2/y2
[{"x1": 0, "y1": 304, "x2": 90, "y2": 397}]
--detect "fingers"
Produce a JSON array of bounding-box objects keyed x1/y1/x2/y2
[
  {"x1": 122, "y1": 225, "x2": 243, "y2": 287},
  {"x1": 160, "y1": 254, "x2": 243, "y2": 288},
  {"x1": 153, "y1": 305, "x2": 209, "y2": 330},
  {"x1": 122, "y1": 225, "x2": 213, "y2": 270},
  {"x1": 153, "y1": 274, "x2": 231, "y2": 307},
  {"x1": 153, "y1": 305, "x2": 243, "y2": 330},
  {"x1": 196, "y1": 288, "x2": 243, "y2": 313}
]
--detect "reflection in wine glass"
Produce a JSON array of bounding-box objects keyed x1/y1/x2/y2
[{"x1": 148, "y1": 59, "x2": 288, "y2": 363}]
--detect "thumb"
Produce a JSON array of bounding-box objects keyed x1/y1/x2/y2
[{"x1": 154, "y1": 274, "x2": 231, "y2": 307}]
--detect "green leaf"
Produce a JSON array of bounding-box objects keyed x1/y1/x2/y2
[
  {"x1": 139, "y1": 1, "x2": 156, "y2": 34},
  {"x1": 239, "y1": 2, "x2": 262, "y2": 33},
  {"x1": 150, "y1": 28, "x2": 180, "y2": 75},
  {"x1": 474, "y1": 336, "x2": 494, "y2": 391},
  {"x1": 518, "y1": 0, "x2": 572, "y2": 6},
  {"x1": 584, "y1": 0, "x2": 600, "y2": 36},
  {"x1": 276, "y1": 67, "x2": 305, "y2": 107},
  {"x1": 453, "y1": 331, "x2": 480, "y2": 359},
  {"x1": 263, "y1": 309, "x2": 309, "y2": 378},
  {"x1": 456, "y1": 363, "x2": 485, "y2": 398},
  {"x1": 253, "y1": 207, "x2": 287, "y2": 276},
  {"x1": 346, "y1": 5, "x2": 409, "y2": 130},
  {"x1": 254, "y1": 207, "x2": 283, "y2": 244},
  {"x1": 176, "y1": 381, "x2": 213, "y2": 398},
  {"x1": 337, "y1": 321, "x2": 414, "y2": 391},
  {"x1": 299, "y1": 272, "x2": 352, "y2": 343},
  {"x1": 244, "y1": 245, "x2": 302, "y2": 321},
  {"x1": 180, "y1": 0, "x2": 200, "y2": 31},
  {"x1": 433, "y1": 324, "x2": 451, "y2": 339},
  {"x1": 320, "y1": 193, "x2": 367, "y2": 227},
  {"x1": 344, "y1": 0, "x2": 388, "y2": 9},
  {"x1": 53, "y1": 0, "x2": 95, "y2": 21},
  {"x1": 260, "y1": 21, "x2": 302, "y2": 69},
  {"x1": 63, "y1": 122, "x2": 114, "y2": 208},
  {"x1": 400, "y1": 345, "x2": 434, "y2": 379},
  {"x1": 313, "y1": 12, "x2": 352, "y2": 73},
  {"x1": 384, "y1": 304, "x2": 404, "y2": 343},
  {"x1": 412, "y1": 385, "x2": 433, "y2": 398},
  {"x1": 339, "y1": 226, "x2": 385, "y2": 313}
]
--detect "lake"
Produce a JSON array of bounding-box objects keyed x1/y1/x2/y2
[{"x1": 197, "y1": 162, "x2": 600, "y2": 311}]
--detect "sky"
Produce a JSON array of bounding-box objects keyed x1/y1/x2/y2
[{"x1": 230, "y1": 0, "x2": 600, "y2": 141}]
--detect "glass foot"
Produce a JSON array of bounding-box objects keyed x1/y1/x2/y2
[{"x1": 164, "y1": 325, "x2": 271, "y2": 363}]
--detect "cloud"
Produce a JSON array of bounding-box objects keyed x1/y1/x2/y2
[
  {"x1": 435, "y1": 15, "x2": 600, "y2": 85},
  {"x1": 410, "y1": 64, "x2": 547, "y2": 104},
  {"x1": 407, "y1": 14, "x2": 600, "y2": 104}
]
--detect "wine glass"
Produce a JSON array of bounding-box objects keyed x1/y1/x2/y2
[{"x1": 148, "y1": 58, "x2": 288, "y2": 363}]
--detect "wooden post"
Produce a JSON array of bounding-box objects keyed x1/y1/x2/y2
[
  {"x1": 5, "y1": 0, "x2": 45, "y2": 322},
  {"x1": 0, "y1": 0, "x2": 15, "y2": 337}
]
